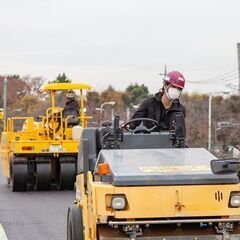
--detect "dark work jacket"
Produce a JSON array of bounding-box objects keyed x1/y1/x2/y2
[
  {"x1": 131, "y1": 92, "x2": 186, "y2": 130},
  {"x1": 63, "y1": 99, "x2": 80, "y2": 118}
]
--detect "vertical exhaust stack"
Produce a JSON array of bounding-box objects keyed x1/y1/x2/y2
[{"x1": 3, "y1": 78, "x2": 8, "y2": 130}]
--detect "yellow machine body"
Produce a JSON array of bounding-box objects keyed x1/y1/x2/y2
[
  {"x1": 0, "y1": 108, "x2": 4, "y2": 120},
  {"x1": 75, "y1": 173, "x2": 240, "y2": 240},
  {"x1": 0, "y1": 82, "x2": 92, "y2": 191}
]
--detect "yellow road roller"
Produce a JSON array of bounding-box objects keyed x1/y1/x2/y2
[
  {"x1": 67, "y1": 115, "x2": 240, "y2": 240},
  {"x1": 0, "y1": 82, "x2": 92, "y2": 191}
]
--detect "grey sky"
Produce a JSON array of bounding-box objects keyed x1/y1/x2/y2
[{"x1": 0, "y1": 0, "x2": 239, "y2": 93}]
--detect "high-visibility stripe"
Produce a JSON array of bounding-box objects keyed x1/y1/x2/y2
[{"x1": 0, "y1": 224, "x2": 8, "y2": 240}]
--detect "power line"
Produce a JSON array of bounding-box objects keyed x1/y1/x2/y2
[
  {"x1": 189, "y1": 68, "x2": 238, "y2": 83},
  {"x1": 199, "y1": 68, "x2": 238, "y2": 82},
  {"x1": 223, "y1": 75, "x2": 239, "y2": 81},
  {"x1": 189, "y1": 77, "x2": 237, "y2": 84},
  {"x1": 188, "y1": 76, "x2": 238, "y2": 85},
  {"x1": 188, "y1": 69, "x2": 238, "y2": 84},
  {"x1": 207, "y1": 73, "x2": 239, "y2": 83}
]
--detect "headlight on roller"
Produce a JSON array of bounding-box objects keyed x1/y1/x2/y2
[
  {"x1": 111, "y1": 195, "x2": 126, "y2": 210},
  {"x1": 229, "y1": 192, "x2": 240, "y2": 208}
]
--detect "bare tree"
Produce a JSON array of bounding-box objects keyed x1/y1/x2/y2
[{"x1": 22, "y1": 75, "x2": 46, "y2": 96}]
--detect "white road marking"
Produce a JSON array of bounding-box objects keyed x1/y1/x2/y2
[{"x1": 0, "y1": 224, "x2": 8, "y2": 240}]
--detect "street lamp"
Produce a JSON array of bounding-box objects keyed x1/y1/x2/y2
[
  {"x1": 95, "y1": 108, "x2": 105, "y2": 125},
  {"x1": 208, "y1": 91, "x2": 233, "y2": 151},
  {"x1": 100, "y1": 101, "x2": 116, "y2": 121}
]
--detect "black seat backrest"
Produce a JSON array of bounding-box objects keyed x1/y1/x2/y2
[
  {"x1": 77, "y1": 128, "x2": 100, "y2": 173},
  {"x1": 119, "y1": 131, "x2": 173, "y2": 149}
]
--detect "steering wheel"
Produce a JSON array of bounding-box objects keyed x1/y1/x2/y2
[
  {"x1": 101, "y1": 131, "x2": 118, "y2": 149},
  {"x1": 122, "y1": 118, "x2": 159, "y2": 133}
]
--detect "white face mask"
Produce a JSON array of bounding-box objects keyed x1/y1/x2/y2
[{"x1": 166, "y1": 87, "x2": 181, "y2": 101}]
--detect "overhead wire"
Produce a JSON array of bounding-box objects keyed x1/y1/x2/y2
[
  {"x1": 197, "y1": 68, "x2": 238, "y2": 82},
  {"x1": 188, "y1": 68, "x2": 239, "y2": 84}
]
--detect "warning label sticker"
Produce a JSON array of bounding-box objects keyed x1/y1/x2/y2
[{"x1": 139, "y1": 165, "x2": 211, "y2": 173}]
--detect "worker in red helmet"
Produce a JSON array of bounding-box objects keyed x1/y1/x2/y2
[{"x1": 130, "y1": 70, "x2": 186, "y2": 131}]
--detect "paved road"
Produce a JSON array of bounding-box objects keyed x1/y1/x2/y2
[{"x1": 0, "y1": 167, "x2": 75, "y2": 240}]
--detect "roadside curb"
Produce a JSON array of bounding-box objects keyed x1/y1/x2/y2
[{"x1": 0, "y1": 224, "x2": 8, "y2": 240}]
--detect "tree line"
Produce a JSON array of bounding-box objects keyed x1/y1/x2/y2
[{"x1": 1, "y1": 73, "x2": 240, "y2": 154}]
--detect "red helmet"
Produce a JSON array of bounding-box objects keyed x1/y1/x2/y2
[{"x1": 163, "y1": 71, "x2": 185, "y2": 89}]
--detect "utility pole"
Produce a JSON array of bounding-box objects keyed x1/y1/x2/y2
[
  {"x1": 159, "y1": 65, "x2": 167, "y2": 77},
  {"x1": 164, "y1": 64, "x2": 167, "y2": 77},
  {"x1": 208, "y1": 93, "x2": 213, "y2": 151},
  {"x1": 237, "y1": 43, "x2": 240, "y2": 94},
  {"x1": 3, "y1": 78, "x2": 8, "y2": 130}
]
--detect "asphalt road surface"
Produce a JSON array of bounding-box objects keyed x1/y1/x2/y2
[{"x1": 0, "y1": 168, "x2": 75, "y2": 240}]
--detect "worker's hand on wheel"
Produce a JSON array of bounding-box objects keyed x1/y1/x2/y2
[{"x1": 122, "y1": 123, "x2": 130, "y2": 130}]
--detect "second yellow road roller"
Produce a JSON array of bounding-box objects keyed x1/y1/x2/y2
[{"x1": 0, "y1": 82, "x2": 92, "y2": 191}]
